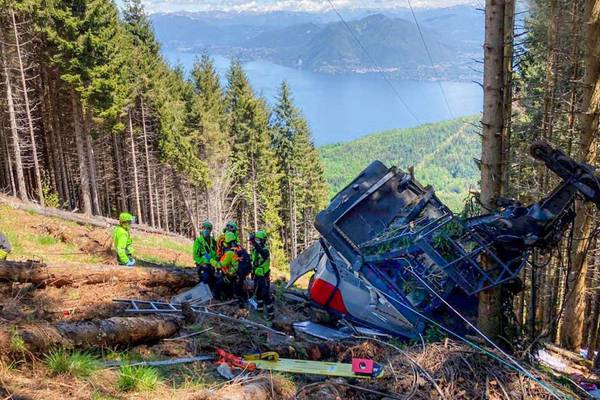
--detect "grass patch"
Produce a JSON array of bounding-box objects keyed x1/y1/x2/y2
[
  {"x1": 117, "y1": 365, "x2": 160, "y2": 392},
  {"x1": 137, "y1": 234, "x2": 191, "y2": 255},
  {"x1": 45, "y1": 350, "x2": 100, "y2": 378},
  {"x1": 37, "y1": 234, "x2": 59, "y2": 246},
  {"x1": 9, "y1": 329, "x2": 26, "y2": 352}
]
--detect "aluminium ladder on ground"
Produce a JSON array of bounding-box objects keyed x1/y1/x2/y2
[{"x1": 112, "y1": 299, "x2": 291, "y2": 338}]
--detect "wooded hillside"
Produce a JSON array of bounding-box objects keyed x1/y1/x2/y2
[
  {"x1": 0, "y1": 0, "x2": 328, "y2": 266},
  {"x1": 320, "y1": 116, "x2": 480, "y2": 211}
]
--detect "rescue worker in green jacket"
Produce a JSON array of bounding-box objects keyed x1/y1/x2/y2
[
  {"x1": 216, "y1": 220, "x2": 239, "y2": 259},
  {"x1": 114, "y1": 212, "x2": 135, "y2": 266},
  {"x1": 214, "y1": 231, "x2": 250, "y2": 304},
  {"x1": 250, "y1": 230, "x2": 274, "y2": 320},
  {"x1": 214, "y1": 232, "x2": 239, "y2": 300},
  {"x1": 193, "y1": 220, "x2": 217, "y2": 289},
  {"x1": 0, "y1": 232, "x2": 12, "y2": 261}
]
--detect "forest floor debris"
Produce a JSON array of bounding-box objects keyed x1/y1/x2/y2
[{"x1": 0, "y1": 206, "x2": 590, "y2": 399}]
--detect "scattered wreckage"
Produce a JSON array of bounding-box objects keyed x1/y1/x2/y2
[{"x1": 289, "y1": 141, "x2": 600, "y2": 339}]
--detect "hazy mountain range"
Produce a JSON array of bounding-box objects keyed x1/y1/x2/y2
[{"x1": 150, "y1": 6, "x2": 484, "y2": 81}]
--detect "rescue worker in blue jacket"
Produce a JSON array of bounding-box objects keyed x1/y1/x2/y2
[{"x1": 250, "y1": 230, "x2": 274, "y2": 320}]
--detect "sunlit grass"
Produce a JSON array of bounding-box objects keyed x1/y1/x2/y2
[
  {"x1": 9, "y1": 329, "x2": 26, "y2": 353},
  {"x1": 117, "y1": 365, "x2": 160, "y2": 392},
  {"x1": 45, "y1": 350, "x2": 100, "y2": 378}
]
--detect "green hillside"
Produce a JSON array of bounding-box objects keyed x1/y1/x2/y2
[{"x1": 320, "y1": 116, "x2": 481, "y2": 211}]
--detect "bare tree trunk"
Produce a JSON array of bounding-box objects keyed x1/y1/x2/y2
[
  {"x1": 85, "y1": 117, "x2": 101, "y2": 215},
  {"x1": 42, "y1": 69, "x2": 65, "y2": 204},
  {"x1": 175, "y1": 174, "x2": 199, "y2": 238},
  {"x1": 112, "y1": 131, "x2": 127, "y2": 212},
  {"x1": 0, "y1": 316, "x2": 181, "y2": 354},
  {"x1": 162, "y1": 171, "x2": 169, "y2": 231},
  {"x1": 0, "y1": 260, "x2": 196, "y2": 289},
  {"x1": 1, "y1": 41, "x2": 27, "y2": 200},
  {"x1": 128, "y1": 111, "x2": 142, "y2": 222},
  {"x1": 140, "y1": 98, "x2": 155, "y2": 226},
  {"x1": 1, "y1": 125, "x2": 16, "y2": 196},
  {"x1": 478, "y1": 0, "x2": 515, "y2": 340},
  {"x1": 154, "y1": 171, "x2": 162, "y2": 229},
  {"x1": 52, "y1": 87, "x2": 71, "y2": 207},
  {"x1": 71, "y1": 91, "x2": 92, "y2": 214},
  {"x1": 251, "y1": 156, "x2": 258, "y2": 232},
  {"x1": 289, "y1": 180, "x2": 298, "y2": 258},
  {"x1": 10, "y1": 9, "x2": 43, "y2": 205},
  {"x1": 560, "y1": 0, "x2": 600, "y2": 351}
]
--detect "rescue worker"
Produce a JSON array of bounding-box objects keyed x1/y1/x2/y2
[
  {"x1": 216, "y1": 220, "x2": 239, "y2": 258},
  {"x1": 0, "y1": 232, "x2": 12, "y2": 261},
  {"x1": 114, "y1": 212, "x2": 135, "y2": 266},
  {"x1": 250, "y1": 230, "x2": 274, "y2": 320},
  {"x1": 214, "y1": 231, "x2": 251, "y2": 305},
  {"x1": 193, "y1": 220, "x2": 217, "y2": 288}
]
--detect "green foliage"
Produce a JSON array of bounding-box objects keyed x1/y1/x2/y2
[
  {"x1": 226, "y1": 61, "x2": 284, "y2": 259},
  {"x1": 117, "y1": 365, "x2": 160, "y2": 392},
  {"x1": 271, "y1": 81, "x2": 328, "y2": 259},
  {"x1": 36, "y1": 234, "x2": 59, "y2": 246},
  {"x1": 41, "y1": 173, "x2": 60, "y2": 208},
  {"x1": 320, "y1": 116, "x2": 481, "y2": 211},
  {"x1": 45, "y1": 350, "x2": 100, "y2": 378},
  {"x1": 9, "y1": 329, "x2": 26, "y2": 353},
  {"x1": 422, "y1": 326, "x2": 446, "y2": 343}
]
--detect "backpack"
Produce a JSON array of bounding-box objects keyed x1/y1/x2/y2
[{"x1": 233, "y1": 245, "x2": 252, "y2": 277}]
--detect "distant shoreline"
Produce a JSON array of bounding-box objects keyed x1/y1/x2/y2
[{"x1": 161, "y1": 46, "x2": 482, "y2": 83}]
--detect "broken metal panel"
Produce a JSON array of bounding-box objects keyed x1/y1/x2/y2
[
  {"x1": 292, "y1": 321, "x2": 351, "y2": 340},
  {"x1": 171, "y1": 283, "x2": 213, "y2": 305},
  {"x1": 309, "y1": 249, "x2": 422, "y2": 338},
  {"x1": 287, "y1": 240, "x2": 323, "y2": 288}
]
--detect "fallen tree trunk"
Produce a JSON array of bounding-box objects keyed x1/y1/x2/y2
[
  {"x1": 0, "y1": 316, "x2": 182, "y2": 354},
  {"x1": 0, "y1": 260, "x2": 196, "y2": 289},
  {"x1": 0, "y1": 194, "x2": 187, "y2": 238}
]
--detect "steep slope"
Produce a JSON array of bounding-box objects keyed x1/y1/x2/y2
[{"x1": 320, "y1": 116, "x2": 481, "y2": 211}]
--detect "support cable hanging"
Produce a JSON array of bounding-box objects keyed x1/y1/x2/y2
[
  {"x1": 392, "y1": 271, "x2": 569, "y2": 400},
  {"x1": 404, "y1": 0, "x2": 455, "y2": 119},
  {"x1": 325, "y1": 0, "x2": 421, "y2": 125}
]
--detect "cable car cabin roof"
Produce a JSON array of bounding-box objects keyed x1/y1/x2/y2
[{"x1": 314, "y1": 161, "x2": 451, "y2": 271}]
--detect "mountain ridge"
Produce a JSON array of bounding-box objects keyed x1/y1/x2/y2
[{"x1": 150, "y1": 6, "x2": 483, "y2": 81}]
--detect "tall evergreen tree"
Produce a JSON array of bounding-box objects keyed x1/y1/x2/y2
[
  {"x1": 271, "y1": 81, "x2": 327, "y2": 257},
  {"x1": 190, "y1": 55, "x2": 231, "y2": 229},
  {"x1": 226, "y1": 61, "x2": 284, "y2": 262}
]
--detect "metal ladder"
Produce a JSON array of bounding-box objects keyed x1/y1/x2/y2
[
  {"x1": 113, "y1": 299, "x2": 207, "y2": 314},
  {"x1": 112, "y1": 299, "x2": 291, "y2": 338}
]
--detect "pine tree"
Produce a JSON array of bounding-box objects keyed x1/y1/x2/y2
[
  {"x1": 271, "y1": 81, "x2": 328, "y2": 257},
  {"x1": 226, "y1": 60, "x2": 284, "y2": 262},
  {"x1": 190, "y1": 54, "x2": 231, "y2": 229}
]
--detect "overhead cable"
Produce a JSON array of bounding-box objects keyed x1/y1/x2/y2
[{"x1": 326, "y1": 0, "x2": 421, "y2": 125}]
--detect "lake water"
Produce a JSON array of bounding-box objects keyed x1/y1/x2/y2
[{"x1": 163, "y1": 50, "x2": 483, "y2": 146}]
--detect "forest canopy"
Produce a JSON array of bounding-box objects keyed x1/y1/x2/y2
[{"x1": 0, "y1": 0, "x2": 328, "y2": 266}]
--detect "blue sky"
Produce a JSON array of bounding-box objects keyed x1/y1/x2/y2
[{"x1": 115, "y1": 0, "x2": 477, "y2": 14}]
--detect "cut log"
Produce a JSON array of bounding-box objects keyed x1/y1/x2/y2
[
  {"x1": 0, "y1": 316, "x2": 181, "y2": 354},
  {"x1": 0, "y1": 260, "x2": 196, "y2": 289},
  {"x1": 0, "y1": 194, "x2": 188, "y2": 238}
]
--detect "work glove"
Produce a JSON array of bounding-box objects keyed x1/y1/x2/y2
[{"x1": 126, "y1": 258, "x2": 136, "y2": 267}]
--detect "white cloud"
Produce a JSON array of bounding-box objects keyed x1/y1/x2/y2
[{"x1": 134, "y1": 0, "x2": 477, "y2": 14}]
